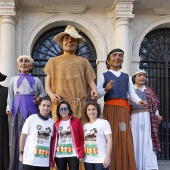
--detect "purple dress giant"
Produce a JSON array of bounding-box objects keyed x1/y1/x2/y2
[{"x1": 7, "y1": 74, "x2": 46, "y2": 170}]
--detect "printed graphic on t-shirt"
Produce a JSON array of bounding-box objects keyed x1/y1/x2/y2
[
  {"x1": 84, "y1": 128, "x2": 98, "y2": 156},
  {"x1": 36, "y1": 126, "x2": 52, "y2": 142},
  {"x1": 57, "y1": 144, "x2": 73, "y2": 154},
  {"x1": 84, "y1": 144, "x2": 98, "y2": 156},
  {"x1": 57, "y1": 126, "x2": 73, "y2": 155},
  {"x1": 34, "y1": 125, "x2": 52, "y2": 158},
  {"x1": 34, "y1": 145, "x2": 49, "y2": 158}
]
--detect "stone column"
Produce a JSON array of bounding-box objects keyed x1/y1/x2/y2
[
  {"x1": 0, "y1": 16, "x2": 16, "y2": 86},
  {"x1": 0, "y1": 1, "x2": 16, "y2": 86},
  {"x1": 107, "y1": 0, "x2": 135, "y2": 74},
  {"x1": 106, "y1": 16, "x2": 114, "y2": 52},
  {"x1": 114, "y1": 18, "x2": 131, "y2": 73}
]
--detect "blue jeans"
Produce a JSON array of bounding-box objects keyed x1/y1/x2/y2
[{"x1": 84, "y1": 162, "x2": 109, "y2": 170}]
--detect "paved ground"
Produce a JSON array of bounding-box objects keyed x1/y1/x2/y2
[{"x1": 158, "y1": 161, "x2": 170, "y2": 170}]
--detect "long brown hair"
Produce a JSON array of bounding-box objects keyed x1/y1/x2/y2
[{"x1": 84, "y1": 101, "x2": 102, "y2": 122}]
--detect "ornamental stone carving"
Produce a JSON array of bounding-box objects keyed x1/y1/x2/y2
[
  {"x1": 107, "y1": 0, "x2": 135, "y2": 21},
  {"x1": 23, "y1": 13, "x2": 106, "y2": 62},
  {"x1": 117, "y1": 3, "x2": 133, "y2": 10},
  {"x1": 0, "y1": 1, "x2": 14, "y2": 7},
  {"x1": 0, "y1": 1, "x2": 15, "y2": 16}
]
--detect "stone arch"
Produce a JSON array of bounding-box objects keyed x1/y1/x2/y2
[
  {"x1": 23, "y1": 13, "x2": 107, "y2": 61},
  {"x1": 132, "y1": 15, "x2": 170, "y2": 62}
]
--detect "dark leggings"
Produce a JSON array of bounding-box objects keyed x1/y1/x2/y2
[
  {"x1": 55, "y1": 157, "x2": 79, "y2": 170},
  {"x1": 23, "y1": 164, "x2": 50, "y2": 170},
  {"x1": 84, "y1": 162, "x2": 110, "y2": 170}
]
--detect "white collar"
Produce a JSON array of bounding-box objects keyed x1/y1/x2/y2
[
  {"x1": 134, "y1": 85, "x2": 146, "y2": 92},
  {"x1": 108, "y1": 70, "x2": 121, "y2": 77}
]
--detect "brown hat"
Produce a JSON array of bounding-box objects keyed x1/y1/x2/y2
[
  {"x1": 54, "y1": 25, "x2": 86, "y2": 46},
  {"x1": 0, "y1": 72, "x2": 7, "y2": 82}
]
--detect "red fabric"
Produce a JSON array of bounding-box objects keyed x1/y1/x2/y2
[
  {"x1": 50, "y1": 116, "x2": 84, "y2": 167},
  {"x1": 105, "y1": 98, "x2": 130, "y2": 111},
  {"x1": 146, "y1": 87, "x2": 161, "y2": 154}
]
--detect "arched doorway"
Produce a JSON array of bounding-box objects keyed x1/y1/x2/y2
[
  {"x1": 31, "y1": 26, "x2": 97, "y2": 86},
  {"x1": 139, "y1": 28, "x2": 170, "y2": 160}
]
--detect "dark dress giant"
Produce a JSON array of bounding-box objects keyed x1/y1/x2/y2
[{"x1": 0, "y1": 85, "x2": 9, "y2": 169}]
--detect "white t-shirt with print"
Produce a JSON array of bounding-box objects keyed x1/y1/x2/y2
[
  {"x1": 83, "y1": 118, "x2": 112, "y2": 163},
  {"x1": 22, "y1": 114, "x2": 54, "y2": 167},
  {"x1": 56, "y1": 120, "x2": 77, "y2": 158}
]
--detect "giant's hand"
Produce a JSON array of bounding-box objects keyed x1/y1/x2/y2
[
  {"x1": 6, "y1": 110, "x2": 12, "y2": 116},
  {"x1": 157, "y1": 115, "x2": 163, "y2": 124},
  {"x1": 50, "y1": 93, "x2": 62, "y2": 105},
  {"x1": 104, "y1": 80, "x2": 114, "y2": 92},
  {"x1": 33, "y1": 96, "x2": 41, "y2": 104},
  {"x1": 138, "y1": 101, "x2": 148, "y2": 108},
  {"x1": 91, "y1": 89, "x2": 98, "y2": 100}
]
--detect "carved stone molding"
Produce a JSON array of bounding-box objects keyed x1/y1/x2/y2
[
  {"x1": 0, "y1": 1, "x2": 16, "y2": 16},
  {"x1": 44, "y1": 4, "x2": 87, "y2": 14},
  {"x1": 107, "y1": 1, "x2": 135, "y2": 22},
  {"x1": 154, "y1": 7, "x2": 170, "y2": 15},
  {"x1": 23, "y1": 13, "x2": 107, "y2": 62},
  {"x1": 0, "y1": 1, "x2": 14, "y2": 7},
  {"x1": 117, "y1": 0, "x2": 135, "y2": 2}
]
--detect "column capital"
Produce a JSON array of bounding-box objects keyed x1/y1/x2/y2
[
  {"x1": 0, "y1": 1, "x2": 16, "y2": 16},
  {"x1": 0, "y1": 15, "x2": 16, "y2": 26},
  {"x1": 107, "y1": 0, "x2": 135, "y2": 23},
  {"x1": 114, "y1": 18, "x2": 130, "y2": 29}
]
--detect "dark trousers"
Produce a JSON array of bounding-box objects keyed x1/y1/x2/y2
[
  {"x1": 0, "y1": 116, "x2": 9, "y2": 170},
  {"x1": 84, "y1": 162, "x2": 110, "y2": 170},
  {"x1": 55, "y1": 157, "x2": 79, "y2": 170},
  {"x1": 23, "y1": 164, "x2": 50, "y2": 170}
]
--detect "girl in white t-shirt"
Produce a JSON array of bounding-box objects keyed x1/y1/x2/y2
[{"x1": 83, "y1": 101, "x2": 112, "y2": 170}]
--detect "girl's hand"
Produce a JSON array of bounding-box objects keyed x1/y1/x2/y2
[
  {"x1": 103, "y1": 155, "x2": 110, "y2": 168},
  {"x1": 79, "y1": 158, "x2": 83, "y2": 161}
]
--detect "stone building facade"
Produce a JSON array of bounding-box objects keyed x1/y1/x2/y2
[{"x1": 0, "y1": 0, "x2": 170, "y2": 160}]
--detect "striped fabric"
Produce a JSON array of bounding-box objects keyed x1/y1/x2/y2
[{"x1": 146, "y1": 87, "x2": 161, "y2": 154}]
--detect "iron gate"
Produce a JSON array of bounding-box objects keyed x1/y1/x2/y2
[{"x1": 139, "y1": 28, "x2": 170, "y2": 160}]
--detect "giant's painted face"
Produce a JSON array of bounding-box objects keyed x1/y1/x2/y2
[
  {"x1": 17, "y1": 57, "x2": 33, "y2": 73},
  {"x1": 62, "y1": 35, "x2": 78, "y2": 53},
  {"x1": 107, "y1": 52, "x2": 124, "y2": 70},
  {"x1": 135, "y1": 73, "x2": 147, "y2": 85}
]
